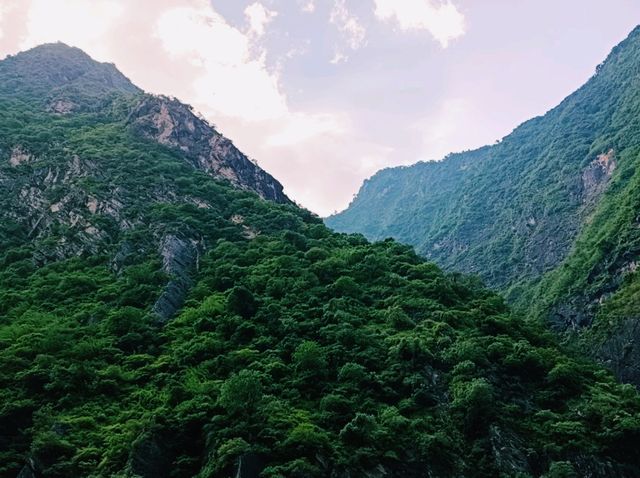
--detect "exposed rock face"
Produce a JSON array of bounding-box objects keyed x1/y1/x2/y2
[
  {"x1": 9, "y1": 146, "x2": 32, "y2": 167},
  {"x1": 234, "y1": 453, "x2": 265, "y2": 478},
  {"x1": 16, "y1": 458, "x2": 42, "y2": 478},
  {"x1": 597, "y1": 317, "x2": 640, "y2": 387},
  {"x1": 0, "y1": 45, "x2": 291, "y2": 335},
  {"x1": 489, "y1": 426, "x2": 532, "y2": 476},
  {"x1": 571, "y1": 454, "x2": 629, "y2": 478},
  {"x1": 47, "y1": 98, "x2": 76, "y2": 114},
  {"x1": 0, "y1": 130, "x2": 264, "y2": 324},
  {"x1": 128, "y1": 434, "x2": 171, "y2": 478},
  {"x1": 231, "y1": 214, "x2": 260, "y2": 239},
  {"x1": 153, "y1": 234, "x2": 200, "y2": 322},
  {"x1": 582, "y1": 149, "x2": 616, "y2": 204},
  {"x1": 1, "y1": 150, "x2": 133, "y2": 263},
  {"x1": 128, "y1": 96, "x2": 290, "y2": 204},
  {"x1": 549, "y1": 301, "x2": 591, "y2": 331}
]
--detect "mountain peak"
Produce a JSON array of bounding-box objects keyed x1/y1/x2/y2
[
  {"x1": 18, "y1": 41, "x2": 92, "y2": 58},
  {"x1": 0, "y1": 42, "x2": 289, "y2": 202},
  {"x1": 0, "y1": 42, "x2": 140, "y2": 108}
]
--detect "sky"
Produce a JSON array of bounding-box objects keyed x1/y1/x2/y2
[{"x1": 0, "y1": 1, "x2": 639, "y2": 216}]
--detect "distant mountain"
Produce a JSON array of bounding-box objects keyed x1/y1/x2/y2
[
  {"x1": 2, "y1": 43, "x2": 640, "y2": 478},
  {"x1": 327, "y1": 27, "x2": 640, "y2": 384}
]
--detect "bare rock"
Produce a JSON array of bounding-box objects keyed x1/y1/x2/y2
[
  {"x1": 16, "y1": 458, "x2": 42, "y2": 478},
  {"x1": 47, "y1": 98, "x2": 76, "y2": 114},
  {"x1": 127, "y1": 95, "x2": 290, "y2": 204},
  {"x1": 153, "y1": 234, "x2": 200, "y2": 322},
  {"x1": 489, "y1": 426, "x2": 532, "y2": 476},
  {"x1": 9, "y1": 146, "x2": 32, "y2": 167},
  {"x1": 597, "y1": 317, "x2": 640, "y2": 387},
  {"x1": 235, "y1": 453, "x2": 265, "y2": 478},
  {"x1": 128, "y1": 434, "x2": 171, "y2": 478},
  {"x1": 582, "y1": 149, "x2": 616, "y2": 205}
]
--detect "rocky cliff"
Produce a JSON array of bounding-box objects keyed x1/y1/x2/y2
[{"x1": 128, "y1": 95, "x2": 288, "y2": 203}]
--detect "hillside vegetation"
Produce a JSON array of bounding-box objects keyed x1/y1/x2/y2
[
  {"x1": 2, "y1": 44, "x2": 640, "y2": 478},
  {"x1": 326, "y1": 27, "x2": 640, "y2": 385}
]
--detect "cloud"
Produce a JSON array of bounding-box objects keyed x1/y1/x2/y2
[
  {"x1": 154, "y1": 3, "x2": 287, "y2": 122},
  {"x1": 241, "y1": 118, "x2": 393, "y2": 216},
  {"x1": 298, "y1": 0, "x2": 315, "y2": 14},
  {"x1": 373, "y1": 0, "x2": 465, "y2": 47},
  {"x1": 330, "y1": 0, "x2": 366, "y2": 63},
  {"x1": 20, "y1": 0, "x2": 124, "y2": 59},
  {"x1": 244, "y1": 2, "x2": 277, "y2": 37},
  {"x1": 9, "y1": 0, "x2": 288, "y2": 123},
  {"x1": 266, "y1": 112, "x2": 348, "y2": 147},
  {"x1": 284, "y1": 39, "x2": 311, "y2": 59},
  {"x1": 0, "y1": 0, "x2": 355, "y2": 214},
  {"x1": 3, "y1": 0, "x2": 469, "y2": 216}
]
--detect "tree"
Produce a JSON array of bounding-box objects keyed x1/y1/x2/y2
[
  {"x1": 219, "y1": 370, "x2": 263, "y2": 414},
  {"x1": 226, "y1": 286, "x2": 257, "y2": 319},
  {"x1": 293, "y1": 341, "x2": 327, "y2": 373},
  {"x1": 543, "y1": 461, "x2": 577, "y2": 478}
]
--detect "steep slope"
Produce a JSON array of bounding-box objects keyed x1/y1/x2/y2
[
  {"x1": 0, "y1": 43, "x2": 288, "y2": 204},
  {"x1": 127, "y1": 95, "x2": 289, "y2": 203},
  {"x1": 327, "y1": 27, "x2": 640, "y2": 291},
  {"x1": 0, "y1": 42, "x2": 141, "y2": 112},
  {"x1": 2, "y1": 44, "x2": 640, "y2": 478},
  {"x1": 326, "y1": 27, "x2": 640, "y2": 377}
]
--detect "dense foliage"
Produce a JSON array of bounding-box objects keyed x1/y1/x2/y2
[
  {"x1": 326, "y1": 27, "x2": 640, "y2": 298},
  {"x1": 326, "y1": 27, "x2": 640, "y2": 382},
  {"x1": 2, "y1": 43, "x2": 640, "y2": 478}
]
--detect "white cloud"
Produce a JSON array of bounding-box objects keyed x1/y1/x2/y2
[
  {"x1": 244, "y1": 2, "x2": 277, "y2": 37},
  {"x1": 330, "y1": 0, "x2": 366, "y2": 63},
  {"x1": 155, "y1": 3, "x2": 287, "y2": 122},
  {"x1": 266, "y1": 112, "x2": 348, "y2": 147},
  {"x1": 20, "y1": 0, "x2": 124, "y2": 60},
  {"x1": 373, "y1": 0, "x2": 465, "y2": 48},
  {"x1": 230, "y1": 116, "x2": 393, "y2": 216},
  {"x1": 299, "y1": 0, "x2": 315, "y2": 14},
  {"x1": 330, "y1": 51, "x2": 348, "y2": 65},
  {"x1": 285, "y1": 39, "x2": 311, "y2": 59},
  {"x1": 149, "y1": 2, "x2": 358, "y2": 213}
]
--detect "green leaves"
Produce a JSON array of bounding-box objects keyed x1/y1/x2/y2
[
  {"x1": 218, "y1": 370, "x2": 264, "y2": 415},
  {"x1": 225, "y1": 286, "x2": 257, "y2": 319},
  {"x1": 293, "y1": 341, "x2": 327, "y2": 374},
  {"x1": 1, "y1": 56, "x2": 640, "y2": 477}
]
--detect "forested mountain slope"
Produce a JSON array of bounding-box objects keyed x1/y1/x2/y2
[
  {"x1": 3, "y1": 43, "x2": 640, "y2": 478},
  {"x1": 326, "y1": 27, "x2": 640, "y2": 383},
  {"x1": 327, "y1": 25, "x2": 640, "y2": 292}
]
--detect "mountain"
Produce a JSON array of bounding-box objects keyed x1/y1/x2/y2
[
  {"x1": 326, "y1": 27, "x2": 640, "y2": 383},
  {"x1": 0, "y1": 42, "x2": 288, "y2": 204},
  {"x1": 0, "y1": 42, "x2": 141, "y2": 111},
  {"x1": 2, "y1": 43, "x2": 640, "y2": 478}
]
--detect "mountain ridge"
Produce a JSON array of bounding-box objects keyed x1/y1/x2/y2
[
  {"x1": 1, "y1": 42, "x2": 289, "y2": 204},
  {"x1": 2, "y1": 42, "x2": 640, "y2": 478},
  {"x1": 326, "y1": 25, "x2": 640, "y2": 386},
  {"x1": 0, "y1": 42, "x2": 141, "y2": 110}
]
